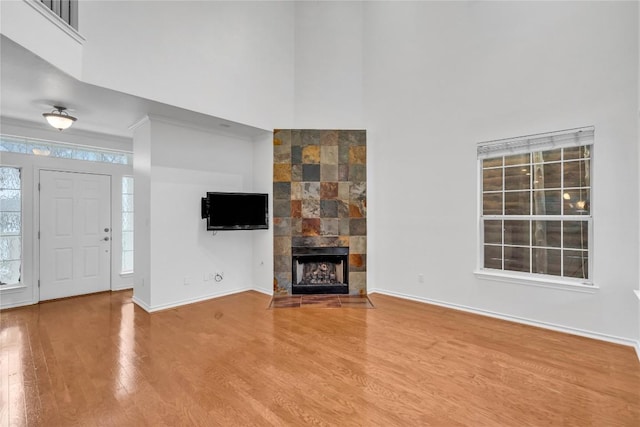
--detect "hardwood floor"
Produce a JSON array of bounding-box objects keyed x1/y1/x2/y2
[{"x1": 1, "y1": 290, "x2": 638, "y2": 426}]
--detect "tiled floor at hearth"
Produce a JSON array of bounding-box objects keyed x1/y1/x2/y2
[{"x1": 269, "y1": 294, "x2": 375, "y2": 309}]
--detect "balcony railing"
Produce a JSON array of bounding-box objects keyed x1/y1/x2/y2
[{"x1": 40, "y1": 0, "x2": 78, "y2": 30}]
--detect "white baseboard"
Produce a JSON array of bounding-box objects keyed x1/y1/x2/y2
[
  {"x1": 371, "y1": 289, "x2": 638, "y2": 350},
  {"x1": 0, "y1": 299, "x2": 36, "y2": 310},
  {"x1": 131, "y1": 295, "x2": 152, "y2": 312},
  {"x1": 111, "y1": 285, "x2": 133, "y2": 292},
  {"x1": 141, "y1": 287, "x2": 254, "y2": 313},
  {"x1": 128, "y1": 286, "x2": 272, "y2": 313},
  {"x1": 251, "y1": 287, "x2": 273, "y2": 296}
]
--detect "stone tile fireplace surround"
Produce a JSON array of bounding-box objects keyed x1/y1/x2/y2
[{"x1": 273, "y1": 129, "x2": 367, "y2": 295}]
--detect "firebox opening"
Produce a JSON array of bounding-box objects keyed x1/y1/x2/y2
[
  {"x1": 297, "y1": 260, "x2": 344, "y2": 285},
  {"x1": 291, "y1": 247, "x2": 349, "y2": 294}
]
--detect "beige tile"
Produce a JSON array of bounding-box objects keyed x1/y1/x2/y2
[
  {"x1": 321, "y1": 146, "x2": 338, "y2": 165},
  {"x1": 350, "y1": 236, "x2": 367, "y2": 254},
  {"x1": 291, "y1": 182, "x2": 303, "y2": 200}
]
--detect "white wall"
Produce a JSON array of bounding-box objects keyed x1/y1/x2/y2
[
  {"x1": 0, "y1": 118, "x2": 134, "y2": 309},
  {"x1": 637, "y1": 1, "x2": 640, "y2": 355},
  {"x1": 0, "y1": 0, "x2": 84, "y2": 78},
  {"x1": 293, "y1": 1, "x2": 364, "y2": 128},
  {"x1": 79, "y1": 1, "x2": 295, "y2": 131},
  {"x1": 364, "y1": 1, "x2": 639, "y2": 342},
  {"x1": 132, "y1": 118, "x2": 152, "y2": 308},
  {"x1": 252, "y1": 133, "x2": 274, "y2": 295},
  {"x1": 133, "y1": 118, "x2": 268, "y2": 311}
]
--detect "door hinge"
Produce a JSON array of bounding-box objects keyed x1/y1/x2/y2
[
  {"x1": 38, "y1": 231, "x2": 40, "y2": 239},
  {"x1": 38, "y1": 183, "x2": 41, "y2": 191},
  {"x1": 38, "y1": 280, "x2": 40, "y2": 288}
]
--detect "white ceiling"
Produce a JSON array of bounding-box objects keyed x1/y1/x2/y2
[{"x1": 0, "y1": 36, "x2": 268, "y2": 140}]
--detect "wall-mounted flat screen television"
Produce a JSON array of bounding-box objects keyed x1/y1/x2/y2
[{"x1": 201, "y1": 192, "x2": 269, "y2": 230}]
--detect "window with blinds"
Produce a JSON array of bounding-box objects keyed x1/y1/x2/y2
[{"x1": 478, "y1": 127, "x2": 593, "y2": 284}]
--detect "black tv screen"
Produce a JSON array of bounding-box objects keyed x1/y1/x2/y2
[{"x1": 201, "y1": 192, "x2": 268, "y2": 230}]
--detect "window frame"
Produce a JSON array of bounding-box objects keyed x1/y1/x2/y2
[
  {"x1": 121, "y1": 176, "x2": 134, "y2": 275},
  {"x1": 475, "y1": 127, "x2": 596, "y2": 292},
  {"x1": 0, "y1": 166, "x2": 23, "y2": 289},
  {"x1": 1, "y1": 134, "x2": 132, "y2": 165}
]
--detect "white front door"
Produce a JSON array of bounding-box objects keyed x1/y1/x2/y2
[{"x1": 40, "y1": 170, "x2": 111, "y2": 301}]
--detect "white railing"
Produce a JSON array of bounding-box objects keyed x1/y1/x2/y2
[{"x1": 40, "y1": 0, "x2": 78, "y2": 30}]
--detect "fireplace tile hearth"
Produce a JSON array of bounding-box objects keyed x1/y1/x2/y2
[
  {"x1": 269, "y1": 294, "x2": 374, "y2": 309},
  {"x1": 269, "y1": 296, "x2": 301, "y2": 308},
  {"x1": 300, "y1": 295, "x2": 342, "y2": 308},
  {"x1": 339, "y1": 295, "x2": 374, "y2": 307}
]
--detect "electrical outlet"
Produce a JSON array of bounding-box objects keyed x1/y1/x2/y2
[
  {"x1": 418, "y1": 274, "x2": 424, "y2": 283},
  {"x1": 184, "y1": 276, "x2": 191, "y2": 285}
]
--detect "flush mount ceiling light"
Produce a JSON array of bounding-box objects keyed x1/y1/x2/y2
[{"x1": 42, "y1": 106, "x2": 77, "y2": 131}]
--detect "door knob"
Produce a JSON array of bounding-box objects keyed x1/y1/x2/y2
[
  {"x1": 103, "y1": 237, "x2": 110, "y2": 241},
  {"x1": 104, "y1": 227, "x2": 110, "y2": 232}
]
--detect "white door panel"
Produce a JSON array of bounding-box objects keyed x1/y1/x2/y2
[{"x1": 40, "y1": 171, "x2": 111, "y2": 301}]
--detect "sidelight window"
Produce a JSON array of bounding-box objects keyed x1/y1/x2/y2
[
  {"x1": 0, "y1": 167, "x2": 22, "y2": 286},
  {"x1": 478, "y1": 127, "x2": 593, "y2": 285},
  {"x1": 121, "y1": 176, "x2": 134, "y2": 274}
]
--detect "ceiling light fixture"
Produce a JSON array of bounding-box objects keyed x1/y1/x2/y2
[{"x1": 43, "y1": 106, "x2": 77, "y2": 131}]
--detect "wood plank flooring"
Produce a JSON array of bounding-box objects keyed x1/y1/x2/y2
[{"x1": 1, "y1": 290, "x2": 638, "y2": 426}]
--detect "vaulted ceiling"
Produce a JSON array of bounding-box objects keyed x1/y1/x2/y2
[{"x1": 0, "y1": 35, "x2": 267, "y2": 140}]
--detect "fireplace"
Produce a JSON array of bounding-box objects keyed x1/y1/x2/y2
[
  {"x1": 272, "y1": 129, "x2": 367, "y2": 296},
  {"x1": 292, "y1": 247, "x2": 349, "y2": 294}
]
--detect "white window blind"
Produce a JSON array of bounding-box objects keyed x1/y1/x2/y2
[{"x1": 477, "y1": 127, "x2": 594, "y2": 159}]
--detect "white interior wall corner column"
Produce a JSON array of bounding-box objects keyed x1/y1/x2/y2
[
  {"x1": 636, "y1": 0, "x2": 640, "y2": 361},
  {"x1": 252, "y1": 132, "x2": 274, "y2": 295},
  {"x1": 131, "y1": 117, "x2": 152, "y2": 310}
]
